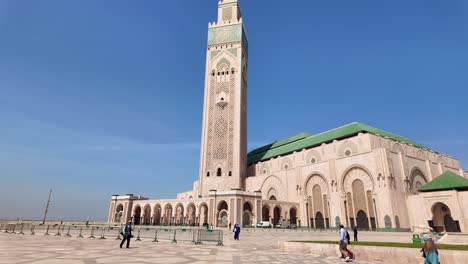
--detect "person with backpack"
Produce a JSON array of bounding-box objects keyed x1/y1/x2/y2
[
  {"x1": 338, "y1": 225, "x2": 354, "y2": 262},
  {"x1": 119, "y1": 221, "x2": 133, "y2": 249}
]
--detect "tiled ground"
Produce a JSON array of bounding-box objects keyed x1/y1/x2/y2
[{"x1": 0, "y1": 229, "x2": 405, "y2": 263}]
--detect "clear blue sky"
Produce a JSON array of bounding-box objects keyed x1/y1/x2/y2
[{"x1": 0, "y1": 0, "x2": 467, "y2": 221}]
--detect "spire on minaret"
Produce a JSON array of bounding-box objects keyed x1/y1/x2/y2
[{"x1": 217, "y1": 0, "x2": 242, "y2": 24}]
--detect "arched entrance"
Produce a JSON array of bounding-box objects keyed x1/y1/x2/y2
[
  {"x1": 199, "y1": 203, "x2": 208, "y2": 226},
  {"x1": 273, "y1": 206, "x2": 281, "y2": 226},
  {"x1": 163, "y1": 204, "x2": 173, "y2": 226},
  {"x1": 262, "y1": 205, "x2": 270, "y2": 221},
  {"x1": 114, "y1": 204, "x2": 123, "y2": 223},
  {"x1": 217, "y1": 201, "x2": 229, "y2": 227},
  {"x1": 242, "y1": 202, "x2": 253, "y2": 227},
  {"x1": 187, "y1": 204, "x2": 196, "y2": 226},
  {"x1": 133, "y1": 206, "x2": 141, "y2": 225},
  {"x1": 342, "y1": 167, "x2": 376, "y2": 230},
  {"x1": 153, "y1": 204, "x2": 162, "y2": 225},
  {"x1": 175, "y1": 204, "x2": 184, "y2": 225},
  {"x1": 357, "y1": 210, "x2": 369, "y2": 230},
  {"x1": 432, "y1": 202, "x2": 460, "y2": 232},
  {"x1": 289, "y1": 207, "x2": 297, "y2": 225},
  {"x1": 315, "y1": 212, "x2": 324, "y2": 229},
  {"x1": 142, "y1": 205, "x2": 151, "y2": 225}
]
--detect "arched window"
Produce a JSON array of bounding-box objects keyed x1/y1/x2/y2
[
  {"x1": 206, "y1": 171, "x2": 210, "y2": 177},
  {"x1": 228, "y1": 171, "x2": 232, "y2": 176},
  {"x1": 217, "y1": 168, "x2": 222, "y2": 177},
  {"x1": 211, "y1": 71, "x2": 215, "y2": 77},
  {"x1": 231, "y1": 68, "x2": 235, "y2": 74}
]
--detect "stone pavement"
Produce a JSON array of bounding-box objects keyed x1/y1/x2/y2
[{"x1": 0, "y1": 229, "x2": 407, "y2": 264}]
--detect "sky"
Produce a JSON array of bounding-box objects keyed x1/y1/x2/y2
[{"x1": 0, "y1": 0, "x2": 467, "y2": 221}]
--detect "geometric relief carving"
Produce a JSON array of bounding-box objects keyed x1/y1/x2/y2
[
  {"x1": 280, "y1": 157, "x2": 292, "y2": 170},
  {"x1": 305, "y1": 174, "x2": 328, "y2": 197},
  {"x1": 338, "y1": 141, "x2": 358, "y2": 157},
  {"x1": 305, "y1": 149, "x2": 321, "y2": 164},
  {"x1": 261, "y1": 175, "x2": 286, "y2": 201},
  {"x1": 342, "y1": 167, "x2": 374, "y2": 194},
  {"x1": 208, "y1": 24, "x2": 242, "y2": 46},
  {"x1": 409, "y1": 168, "x2": 427, "y2": 194}
]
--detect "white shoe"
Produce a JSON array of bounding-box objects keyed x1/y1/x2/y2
[{"x1": 344, "y1": 256, "x2": 350, "y2": 262}]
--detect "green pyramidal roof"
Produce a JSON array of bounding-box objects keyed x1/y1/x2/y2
[
  {"x1": 419, "y1": 171, "x2": 468, "y2": 192},
  {"x1": 247, "y1": 122, "x2": 431, "y2": 165}
]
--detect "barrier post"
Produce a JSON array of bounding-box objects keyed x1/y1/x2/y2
[
  {"x1": 88, "y1": 227, "x2": 95, "y2": 239},
  {"x1": 11, "y1": 225, "x2": 16, "y2": 234},
  {"x1": 217, "y1": 230, "x2": 223, "y2": 246},
  {"x1": 135, "y1": 228, "x2": 141, "y2": 241},
  {"x1": 99, "y1": 227, "x2": 106, "y2": 239},
  {"x1": 172, "y1": 229, "x2": 177, "y2": 243},
  {"x1": 44, "y1": 225, "x2": 50, "y2": 235},
  {"x1": 115, "y1": 227, "x2": 121, "y2": 240},
  {"x1": 77, "y1": 227, "x2": 83, "y2": 238},
  {"x1": 18, "y1": 224, "x2": 24, "y2": 235},
  {"x1": 192, "y1": 229, "x2": 196, "y2": 244},
  {"x1": 30, "y1": 225, "x2": 35, "y2": 235},
  {"x1": 152, "y1": 229, "x2": 158, "y2": 242},
  {"x1": 55, "y1": 225, "x2": 62, "y2": 236},
  {"x1": 65, "y1": 226, "x2": 71, "y2": 237}
]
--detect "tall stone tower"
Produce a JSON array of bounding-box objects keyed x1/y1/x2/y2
[{"x1": 198, "y1": 0, "x2": 248, "y2": 197}]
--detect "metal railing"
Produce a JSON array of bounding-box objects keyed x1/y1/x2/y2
[{"x1": 0, "y1": 224, "x2": 224, "y2": 246}]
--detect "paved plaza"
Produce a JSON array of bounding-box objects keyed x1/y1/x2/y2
[{"x1": 0, "y1": 229, "x2": 414, "y2": 263}]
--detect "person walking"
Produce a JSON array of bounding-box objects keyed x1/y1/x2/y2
[
  {"x1": 353, "y1": 225, "x2": 358, "y2": 242},
  {"x1": 233, "y1": 223, "x2": 241, "y2": 240},
  {"x1": 421, "y1": 234, "x2": 439, "y2": 264},
  {"x1": 228, "y1": 222, "x2": 232, "y2": 232},
  {"x1": 119, "y1": 221, "x2": 133, "y2": 249},
  {"x1": 338, "y1": 225, "x2": 354, "y2": 262}
]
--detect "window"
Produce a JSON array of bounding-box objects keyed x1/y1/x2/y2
[
  {"x1": 217, "y1": 168, "x2": 222, "y2": 177},
  {"x1": 206, "y1": 172, "x2": 210, "y2": 177},
  {"x1": 228, "y1": 171, "x2": 232, "y2": 176},
  {"x1": 345, "y1": 150, "x2": 351, "y2": 156},
  {"x1": 311, "y1": 158, "x2": 316, "y2": 164}
]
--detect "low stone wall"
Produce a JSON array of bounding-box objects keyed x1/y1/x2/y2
[{"x1": 282, "y1": 242, "x2": 468, "y2": 264}]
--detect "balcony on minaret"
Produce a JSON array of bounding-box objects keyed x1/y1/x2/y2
[{"x1": 217, "y1": 0, "x2": 242, "y2": 24}]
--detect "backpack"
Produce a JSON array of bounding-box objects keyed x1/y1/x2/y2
[{"x1": 346, "y1": 230, "x2": 351, "y2": 243}]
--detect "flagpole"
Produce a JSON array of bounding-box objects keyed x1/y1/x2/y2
[{"x1": 42, "y1": 189, "x2": 52, "y2": 224}]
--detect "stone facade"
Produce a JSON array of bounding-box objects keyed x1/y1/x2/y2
[{"x1": 108, "y1": 0, "x2": 468, "y2": 233}]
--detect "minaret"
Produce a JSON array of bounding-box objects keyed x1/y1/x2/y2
[{"x1": 198, "y1": 0, "x2": 248, "y2": 197}]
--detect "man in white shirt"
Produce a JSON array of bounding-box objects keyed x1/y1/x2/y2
[{"x1": 339, "y1": 224, "x2": 350, "y2": 262}]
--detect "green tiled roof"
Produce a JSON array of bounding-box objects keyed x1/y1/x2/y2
[
  {"x1": 419, "y1": 171, "x2": 468, "y2": 192},
  {"x1": 247, "y1": 122, "x2": 431, "y2": 165}
]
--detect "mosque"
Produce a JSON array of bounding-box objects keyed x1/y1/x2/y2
[{"x1": 108, "y1": 0, "x2": 468, "y2": 233}]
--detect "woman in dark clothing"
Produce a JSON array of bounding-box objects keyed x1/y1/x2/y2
[
  {"x1": 120, "y1": 221, "x2": 133, "y2": 248},
  {"x1": 353, "y1": 225, "x2": 358, "y2": 241}
]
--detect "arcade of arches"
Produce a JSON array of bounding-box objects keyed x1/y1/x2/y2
[{"x1": 109, "y1": 167, "x2": 468, "y2": 233}]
